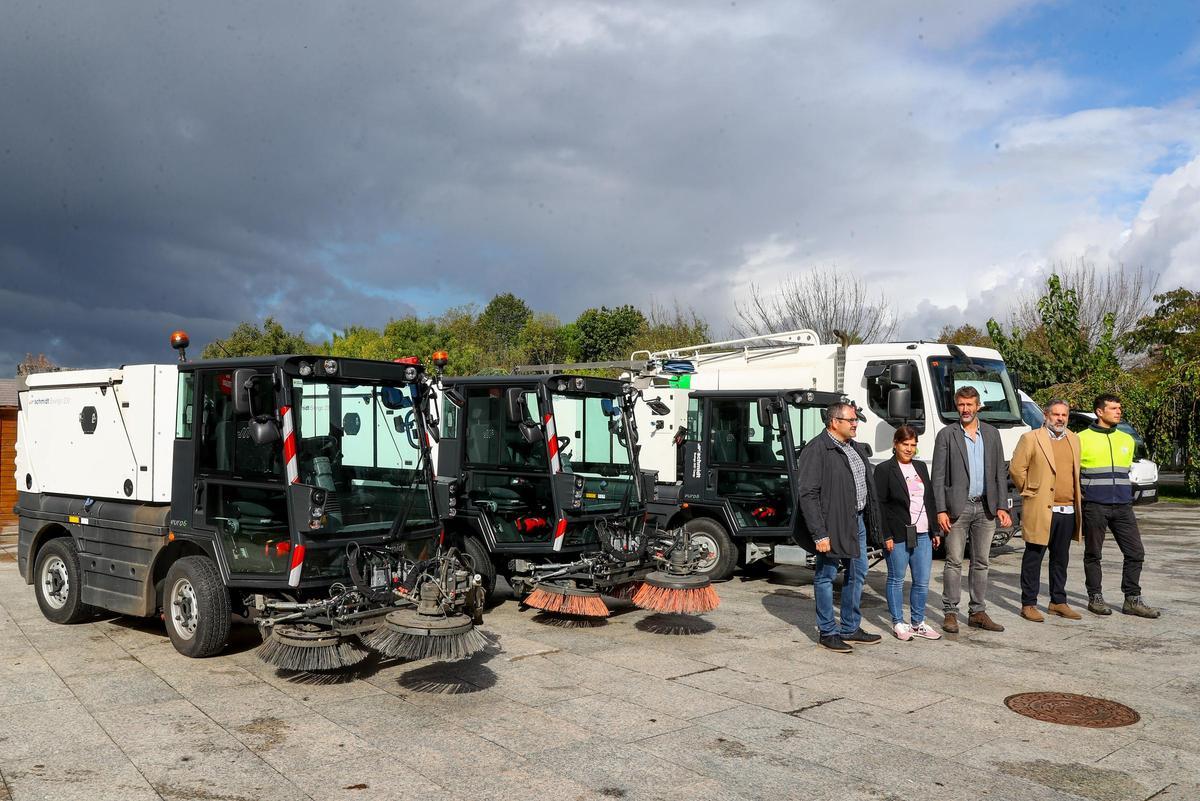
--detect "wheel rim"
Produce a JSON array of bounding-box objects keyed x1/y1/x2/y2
[
  {"x1": 40, "y1": 556, "x2": 70, "y2": 610},
  {"x1": 170, "y1": 578, "x2": 199, "y2": 640},
  {"x1": 688, "y1": 532, "x2": 720, "y2": 573}
]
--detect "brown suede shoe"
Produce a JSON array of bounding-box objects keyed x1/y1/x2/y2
[
  {"x1": 968, "y1": 611, "x2": 1005, "y2": 632},
  {"x1": 1048, "y1": 602, "x2": 1082, "y2": 620},
  {"x1": 1020, "y1": 605, "x2": 1044, "y2": 623},
  {"x1": 942, "y1": 612, "x2": 959, "y2": 634}
]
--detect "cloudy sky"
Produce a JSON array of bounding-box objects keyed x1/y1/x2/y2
[{"x1": 2, "y1": 1, "x2": 1198, "y2": 371}]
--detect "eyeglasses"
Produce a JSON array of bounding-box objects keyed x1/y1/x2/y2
[{"x1": 832, "y1": 417, "x2": 858, "y2": 423}]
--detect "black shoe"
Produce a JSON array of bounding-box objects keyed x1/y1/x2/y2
[
  {"x1": 819, "y1": 634, "x2": 853, "y2": 653},
  {"x1": 841, "y1": 628, "x2": 882, "y2": 645}
]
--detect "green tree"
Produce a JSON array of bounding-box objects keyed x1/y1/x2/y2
[
  {"x1": 1126, "y1": 288, "x2": 1200, "y2": 490},
  {"x1": 631, "y1": 303, "x2": 709, "y2": 355},
  {"x1": 516, "y1": 313, "x2": 571, "y2": 365},
  {"x1": 935, "y1": 323, "x2": 993, "y2": 348},
  {"x1": 986, "y1": 274, "x2": 1119, "y2": 395},
  {"x1": 575, "y1": 305, "x2": 647, "y2": 362},
  {"x1": 477, "y1": 293, "x2": 532, "y2": 350},
  {"x1": 202, "y1": 317, "x2": 314, "y2": 359}
]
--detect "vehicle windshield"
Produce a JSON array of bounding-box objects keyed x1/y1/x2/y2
[
  {"x1": 550, "y1": 391, "x2": 638, "y2": 512},
  {"x1": 291, "y1": 379, "x2": 436, "y2": 536},
  {"x1": 927, "y1": 356, "x2": 1022, "y2": 425}
]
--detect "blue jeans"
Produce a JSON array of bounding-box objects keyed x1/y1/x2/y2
[
  {"x1": 813, "y1": 515, "x2": 868, "y2": 637},
  {"x1": 884, "y1": 533, "x2": 932, "y2": 626}
]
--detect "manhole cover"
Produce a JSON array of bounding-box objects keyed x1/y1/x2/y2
[{"x1": 1004, "y1": 692, "x2": 1140, "y2": 728}]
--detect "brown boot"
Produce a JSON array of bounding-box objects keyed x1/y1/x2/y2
[
  {"x1": 942, "y1": 612, "x2": 959, "y2": 634},
  {"x1": 1020, "y1": 605, "x2": 1044, "y2": 623},
  {"x1": 968, "y1": 611, "x2": 1005, "y2": 632},
  {"x1": 1048, "y1": 602, "x2": 1082, "y2": 620}
]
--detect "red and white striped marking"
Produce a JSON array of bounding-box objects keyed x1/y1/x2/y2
[
  {"x1": 552, "y1": 518, "x2": 567, "y2": 552},
  {"x1": 287, "y1": 544, "x2": 306, "y2": 587},
  {"x1": 280, "y1": 405, "x2": 304, "y2": 586},
  {"x1": 544, "y1": 413, "x2": 562, "y2": 474},
  {"x1": 281, "y1": 405, "x2": 299, "y2": 485}
]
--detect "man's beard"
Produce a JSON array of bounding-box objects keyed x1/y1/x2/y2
[{"x1": 1047, "y1": 422, "x2": 1065, "y2": 435}]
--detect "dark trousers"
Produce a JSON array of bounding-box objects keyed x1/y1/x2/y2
[
  {"x1": 1083, "y1": 502, "x2": 1144, "y2": 598},
  {"x1": 1020, "y1": 512, "x2": 1073, "y2": 606}
]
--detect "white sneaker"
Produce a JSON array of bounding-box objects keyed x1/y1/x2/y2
[
  {"x1": 912, "y1": 622, "x2": 942, "y2": 640},
  {"x1": 893, "y1": 622, "x2": 914, "y2": 641}
]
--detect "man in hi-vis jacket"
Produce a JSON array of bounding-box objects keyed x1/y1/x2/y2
[{"x1": 1079, "y1": 394, "x2": 1159, "y2": 618}]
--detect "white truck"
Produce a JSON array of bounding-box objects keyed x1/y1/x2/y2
[{"x1": 620, "y1": 331, "x2": 1030, "y2": 576}]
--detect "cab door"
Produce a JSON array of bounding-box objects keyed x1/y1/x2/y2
[
  {"x1": 707, "y1": 398, "x2": 793, "y2": 533},
  {"x1": 191, "y1": 369, "x2": 292, "y2": 582}
]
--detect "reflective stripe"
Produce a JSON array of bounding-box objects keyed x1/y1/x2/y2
[{"x1": 1081, "y1": 477, "x2": 1130, "y2": 486}]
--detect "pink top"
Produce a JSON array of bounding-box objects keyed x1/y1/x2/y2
[{"x1": 899, "y1": 461, "x2": 928, "y2": 533}]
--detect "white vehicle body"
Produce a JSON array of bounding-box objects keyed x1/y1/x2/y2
[
  {"x1": 630, "y1": 330, "x2": 1030, "y2": 481},
  {"x1": 16, "y1": 365, "x2": 179, "y2": 503}
]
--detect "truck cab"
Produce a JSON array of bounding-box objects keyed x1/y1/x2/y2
[
  {"x1": 641, "y1": 388, "x2": 844, "y2": 580},
  {"x1": 435, "y1": 374, "x2": 660, "y2": 598}
]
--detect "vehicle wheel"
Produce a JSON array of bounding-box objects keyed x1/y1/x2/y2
[
  {"x1": 462, "y1": 536, "x2": 498, "y2": 602},
  {"x1": 34, "y1": 538, "x2": 94, "y2": 624},
  {"x1": 163, "y1": 556, "x2": 230, "y2": 658},
  {"x1": 684, "y1": 518, "x2": 736, "y2": 582}
]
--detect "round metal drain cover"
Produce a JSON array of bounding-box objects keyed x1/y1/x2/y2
[{"x1": 1004, "y1": 692, "x2": 1140, "y2": 728}]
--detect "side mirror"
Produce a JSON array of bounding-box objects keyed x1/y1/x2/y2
[
  {"x1": 646, "y1": 398, "x2": 671, "y2": 416},
  {"x1": 600, "y1": 397, "x2": 618, "y2": 417},
  {"x1": 756, "y1": 398, "x2": 775, "y2": 430},
  {"x1": 888, "y1": 362, "x2": 913, "y2": 386},
  {"x1": 506, "y1": 387, "x2": 533, "y2": 424},
  {"x1": 887, "y1": 387, "x2": 911, "y2": 420},
  {"x1": 518, "y1": 420, "x2": 544, "y2": 445},
  {"x1": 248, "y1": 416, "x2": 281, "y2": 445},
  {"x1": 232, "y1": 368, "x2": 257, "y2": 415},
  {"x1": 380, "y1": 386, "x2": 411, "y2": 409}
]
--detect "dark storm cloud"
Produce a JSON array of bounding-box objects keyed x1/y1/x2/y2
[{"x1": 1, "y1": 2, "x2": 1195, "y2": 372}]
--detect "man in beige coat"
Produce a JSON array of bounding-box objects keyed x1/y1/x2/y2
[{"x1": 1010, "y1": 399, "x2": 1083, "y2": 622}]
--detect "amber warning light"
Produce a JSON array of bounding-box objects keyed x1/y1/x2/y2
[
  {"x1": 170, "y1": 330, "x2": 190, "y2": 361},
  {"x1": 431, "y1": 350, "x2": 450, "y2": 369}
]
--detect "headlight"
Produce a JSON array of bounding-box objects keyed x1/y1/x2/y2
[
  {"x1": 310, "y1": 505, "x2": 324, "y2": 519},
  {"x1": 311, "y1": 489, "x2": 327, "y2": 505},
  {"x1": 556, "y1": 380, "x2": 567, "y2": 392},
  {"x1": 298, "y1": 361, "x2": 313, "y2": 377},
  {"x1": 574, "y1": 377, "x2": 585, "y2": 390},
  {"x1": 403, "y1": 366, "x2": 418, "y2": 381},
  {"x1": 323, "y1": 359, "x2": 338, "y2": 375}
]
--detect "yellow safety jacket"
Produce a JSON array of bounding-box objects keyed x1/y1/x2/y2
[{"x1": 1078, "y1": 425, "x2": 1135, "y2": 505}]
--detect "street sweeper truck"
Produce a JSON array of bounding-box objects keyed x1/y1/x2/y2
[
  {"x1": 14, "y1": 333, "x2": 486, "y2": 670},
  {"x1": 432, "y1": 373, "x2": 718, "y2": 618},
  {"x1": 518, "y1": 329, "x2": 1029, "y2": 577}
]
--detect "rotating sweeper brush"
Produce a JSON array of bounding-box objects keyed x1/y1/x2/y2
[
  {"x1": 632, "y1": 528, "x2": 720, "y2": 615},
  {"x1": 362, "y1": 579, "x2": 488, "y2": 662},
  {"x1": 257, "y1": 623, "x2": 371, "y2": 673},
  {"x1": 523, "y1": 583, "x2": 610, "y2": 618}
]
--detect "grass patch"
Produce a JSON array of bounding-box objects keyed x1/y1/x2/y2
[{"x1": 1158, "y1": 484, "x2": 1200, "y2": 505}]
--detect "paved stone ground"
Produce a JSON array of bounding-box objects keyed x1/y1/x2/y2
[{"x1": 1, "y1": 505, "x2": 1197, "y2": 801}]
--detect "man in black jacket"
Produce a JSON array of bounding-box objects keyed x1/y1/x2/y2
[{"x1": 795, "y1": 401, "x2": 884, "y2": 653}]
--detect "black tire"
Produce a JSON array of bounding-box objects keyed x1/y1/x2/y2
[
  {"x1": 684, "y1": 518, "x2": 737, "y2": 582},
  {"x1": 34, "y1": 538, "x2": 95, "y2": 624},
  {"x1": 163, "y1": 556, "x2": 230, "y2": 658},
  {"x1": 463, "y1": 536, "x2": 498, "y2": 602}
]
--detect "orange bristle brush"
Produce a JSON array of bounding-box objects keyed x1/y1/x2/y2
[
  {"x1": 632, "y1": 572, "x2": 720, "y2": 615},
  {"x1": 524, "y1": 584, "x2": 610, "y2": 618}
]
